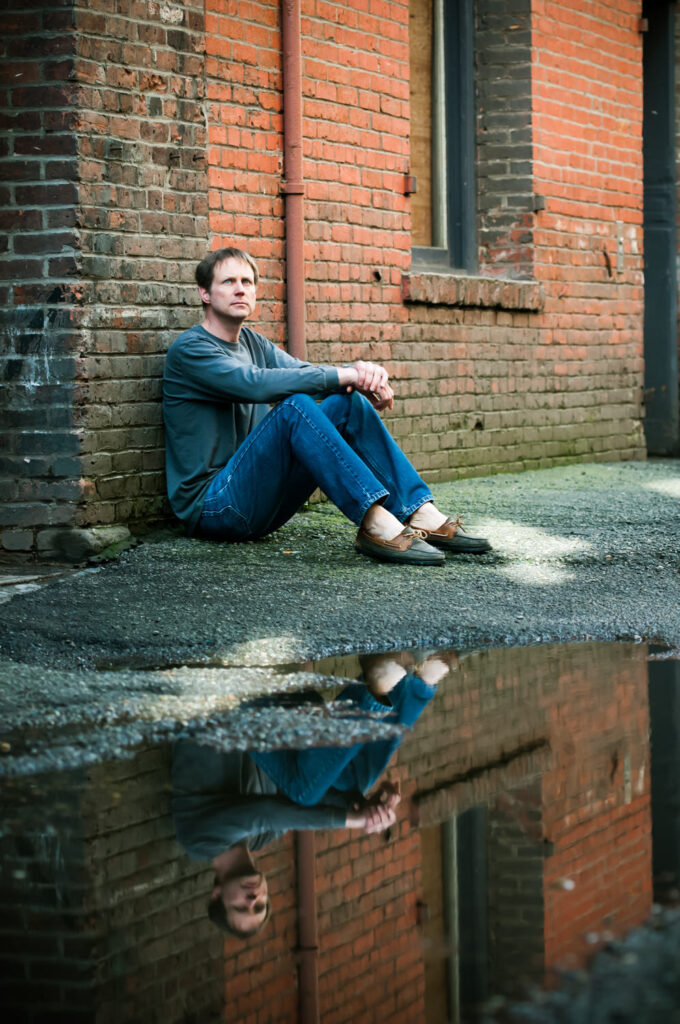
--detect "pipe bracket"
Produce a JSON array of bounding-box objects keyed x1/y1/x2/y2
[{"x1": 281, "y1": 179, "x2": 306, "y2": 195}]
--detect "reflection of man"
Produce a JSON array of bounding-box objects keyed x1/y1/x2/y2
[
  {"x1": 172, "y1": 655, "x2": 448, "y2": 939},
  {"x1": 162, "y1": 247, "x2": 491, "y2": 565}
]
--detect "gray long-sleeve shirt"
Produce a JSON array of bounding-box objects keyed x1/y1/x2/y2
[
  {"x1": 162, "y1": 324, "x2": 341, "y2": 533},
  {"x1": 172, "y1": 742, "x2": 347, "y2": 859}
]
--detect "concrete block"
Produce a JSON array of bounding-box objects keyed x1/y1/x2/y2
[
  {"x1": 36, "y1": 525, "x2": 131, "y2": 562},
  {"x1": 1, "y1": 529, "x2": 34, "y2": 551}
]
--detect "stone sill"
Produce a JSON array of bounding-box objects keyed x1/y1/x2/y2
[{"x1": 402, "y1": 271, "x2": 545, "y2": 312}]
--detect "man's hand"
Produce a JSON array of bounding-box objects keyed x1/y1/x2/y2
[
  {"x1": 345, "y1": 803, "x2": 397, "y2": 834},
  {"x1": 345, "y1": 780, "x2": 401, "y2": 834},
  {"x1": 337, "y1": 361, "x2": 394, "y2": 411},
  {"x1": 370, "y1": 780, "x2": 401, "y2": 811}
]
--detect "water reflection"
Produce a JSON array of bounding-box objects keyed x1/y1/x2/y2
[
  {"x1": 172, "y1": 658, "x2": 441, "y2": 941},
  {"x1": 2, "y1": 642, "x2": 679, "y2": 1022}
]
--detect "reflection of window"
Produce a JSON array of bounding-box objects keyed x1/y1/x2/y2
[{"x1": 409, "y1": 0, "x2": 476, "y2": 270}]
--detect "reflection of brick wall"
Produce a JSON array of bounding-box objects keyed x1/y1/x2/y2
[
  {"x1": 0, "y1": 769, "x2": 97, "y2": 1020},
  {"x1": 403, "y1": 642, "x2": 652, "y2": 980},
  {"x1": 83, "y1": 747, "x2": 224, "y2": 1024},
  {"x1": 541, "y1": 653, "x2": 652, "y2": 972},
  {"x1": 315, "y1": 776, "x2": 425, "y2": 1024},
  {"x1": 487, "y1": 784, "x2": 547, "y2": 994},
  {"x1": 0, "y1": 643, "x2": 653, "y2": 1018},
  {"x1": 223, "y1": 836, "x2": 298, "y2": 1024}
]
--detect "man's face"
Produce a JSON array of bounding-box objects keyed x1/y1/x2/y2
[
  {"x1": 217, "y1": 872, "x2": 269, "y2": 936},
  {"x1": 200, "y1": 257, "x2": 257, "y2": 323}
]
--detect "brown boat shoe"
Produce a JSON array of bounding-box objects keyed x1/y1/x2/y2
[
  {"x1": 355, "y1": 525, "x2": 445, "y2": 566},
  {"x1": 419, "y1": 515, "x2": 492, "y2": 554}
]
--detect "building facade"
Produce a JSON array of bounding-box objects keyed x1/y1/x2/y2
[{"x1": 2, "y1": 0, "x2": 676, "y2": 558}]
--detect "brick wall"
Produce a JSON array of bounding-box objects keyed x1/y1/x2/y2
[
  {"x1": 0, "y1": 1, "x2": 82, "y2": 554},
  {"x1": 530, "y1": 0, "x2": 646, "y2": 465},
  {"x1": 1, "y1": 0, "x2": 647, "y2": 555},
  {"x1": 476, "y1": 0, "x2": 535, "y2": 279},
  {"x1": 671, "y1": 6, "x2": 675, "y2": 368},
  {"x1": 73, "y1": 0, "x2": 208, "y2": 533},
  {"x1": 1, "y1": 0, "x2": 208, "y2": 557}
]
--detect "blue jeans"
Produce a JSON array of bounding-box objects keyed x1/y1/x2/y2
[
  {"x1": 249, "y1": 673, "x2": 436, "y2": 805},
  {"x1": 198, "y1": 391, "x2": 433, "y2": 539}
]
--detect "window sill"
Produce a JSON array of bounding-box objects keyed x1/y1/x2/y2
[{"x1": 402, "y1": 270, "x2": 544, "y2": 312}]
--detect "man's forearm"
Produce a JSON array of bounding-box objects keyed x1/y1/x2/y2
[{"x1": 337, "y1": 366, "x2": 359, "y2": 388}]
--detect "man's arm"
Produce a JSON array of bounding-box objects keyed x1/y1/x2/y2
[
  {"x1": 265, "y1": 336, "x2": 394, "y2": 410},
  {"x1": 336, "y1": 361, "x2": 394, "y2": 410}
]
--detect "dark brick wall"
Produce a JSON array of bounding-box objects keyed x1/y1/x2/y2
[
  {"x1": 73, "y1": 0, "x2": 208, "y2": 532},
  {"x1": 0, "y1": 0, "x2": 82, "y2": 552},
  {"x1": 476, "y1": 0, "x2": 535, "y2": 278}
]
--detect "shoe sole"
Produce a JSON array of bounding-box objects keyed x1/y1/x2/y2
[
  {"x1": 427, "y1": 539, "x2": 492, "y2": 554},
  {"x1": 355, "y1": 542, "x2": 445, "y2": 566}
]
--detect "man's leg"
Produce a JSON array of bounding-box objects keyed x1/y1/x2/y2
[
  {"x1": 199, "y1": 393, "x2": 393, "y2": 540},
  {"x1": 318, "y1": 391, "x2": 433, "y2": 521},
  {"x1": 319, "y1": 392, "x2": 491, "y2": 553}
]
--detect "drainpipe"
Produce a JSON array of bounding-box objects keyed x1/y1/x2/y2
[
  {"x1": 296, "y1": 831, "x2": 319, "y2": 1024},
  {"x1": 281, "y1": 0, "x2": 307, "y2": 359}
]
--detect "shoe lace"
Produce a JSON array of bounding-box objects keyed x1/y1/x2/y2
[{"x1": 410, "y1": 527, "x2": 428, "y2": 540}]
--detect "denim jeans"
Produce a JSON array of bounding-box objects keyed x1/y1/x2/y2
[
  {"x1": 249, "y1": 673, "x2": 436, "y2": 805},
  {"x1": 198, "y1": 391, "x2": 433, "y2": 540}
]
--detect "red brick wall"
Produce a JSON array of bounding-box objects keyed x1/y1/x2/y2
[
  {"x1": 1, "y1": 0, "x2": 647, "y2": 552},
  {"x1": 531, "y1": 0, "x2": 646, "y2": 463},
  {"x1": 315, "y1": 776, "x2": 426, "y2": 1024},
  {"x1": 202, "y1": 0, "x2": 648, "y2": 490}
]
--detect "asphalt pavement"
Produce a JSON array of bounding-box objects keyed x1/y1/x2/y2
[{"x1": 1, "y1": 458, "x2": 679, "y2": 746}]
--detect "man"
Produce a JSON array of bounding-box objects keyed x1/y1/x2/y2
[{"x1": 163, "y1": 247, "x2": 491, "y2": 564}]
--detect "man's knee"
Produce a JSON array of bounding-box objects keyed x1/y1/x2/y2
[
  {"x1": 320, "y1": 389, "x2": 368, "y2": 426},
  {"x1": 279, "y1": 393, "x2": 318, "y2": 416}
]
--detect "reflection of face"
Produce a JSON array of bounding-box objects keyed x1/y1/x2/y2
[
  {"x1": 220, "y1": 872, "x2": 269, "y2": 936},
  {"x1": 199, "y1": 257, "x2": 257, "y2": 323}
]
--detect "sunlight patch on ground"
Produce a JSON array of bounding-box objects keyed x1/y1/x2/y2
[
  {"x1": 495, "y1": 561, "x2": 576, "y2": 586},
  {"x1": 642, "y1": 478, "x2": 680, "y2": 500},
  {"x1": 475, "y1": 518, "x2": 595, "y2": 586}
]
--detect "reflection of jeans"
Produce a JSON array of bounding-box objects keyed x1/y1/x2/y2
[
  {"x1": 250, "y1": 673, "x2": 436, "y2": 806},
  {"x1": 198, "y1": 391, "x2": 433, "y2": 539}
]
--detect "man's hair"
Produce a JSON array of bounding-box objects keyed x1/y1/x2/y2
[
  {"x1": 207, "y1": 892, "x2": 271, "y2": 940},
  {"x1": 195, "y1": 247, "x2": 260, "y2": 295}
]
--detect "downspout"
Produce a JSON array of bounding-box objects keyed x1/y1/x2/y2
[
  {"x1": 281, "y1": 0, "x2": 307, "y2": 359},
  {"x1": 296, "y1": 831, "x2": 319, "y2": 1024}
]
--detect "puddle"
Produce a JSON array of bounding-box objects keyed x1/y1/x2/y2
[{"x1": 2, "y1": 641, "x2": 680, "y2": 1021}]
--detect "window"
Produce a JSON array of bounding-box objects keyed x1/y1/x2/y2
[{"x1": 409, "y1": 0, "x2": 476, "y2": 271}]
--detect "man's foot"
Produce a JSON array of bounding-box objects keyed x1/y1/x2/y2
[
  {"x1": 355, "y1": 525, "x2": 445, "y2": 565},
  {"x1": 418, "y1": 515, "x2": 492, "y2": 554}
]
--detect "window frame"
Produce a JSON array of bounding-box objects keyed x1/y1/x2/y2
[{"x1": 410, "y1": 0, "x2": 477, "y2": 273}]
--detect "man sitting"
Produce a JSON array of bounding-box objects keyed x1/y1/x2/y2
[{"x1": 162, "y1": 247, "x2": 491, "y2": 565}]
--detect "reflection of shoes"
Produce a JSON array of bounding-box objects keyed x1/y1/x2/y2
[
  {"x1": 421, "y1": 516, "x2": 491, "y2": 554},
  {"x1": 355, "y1": 526, "x2": 445, "y2": 566}
]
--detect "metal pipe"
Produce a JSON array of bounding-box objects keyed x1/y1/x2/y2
[
  {"x1": 281, "y1": 0, "x2": 306, "y2": 358},
  {"x1": 431, "y1": 0, "x2": 448, "y2": 249},
  {"x1": 296, "y1": 831, "x2": 319, "y2": 1024}
]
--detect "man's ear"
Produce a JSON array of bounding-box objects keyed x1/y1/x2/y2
[
  {"x1": 210, "y1": 883, "x2": 221, "y2": 901},
  {"x1": 198, "y1": 286, "x2": 211, "y2": 305}
]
